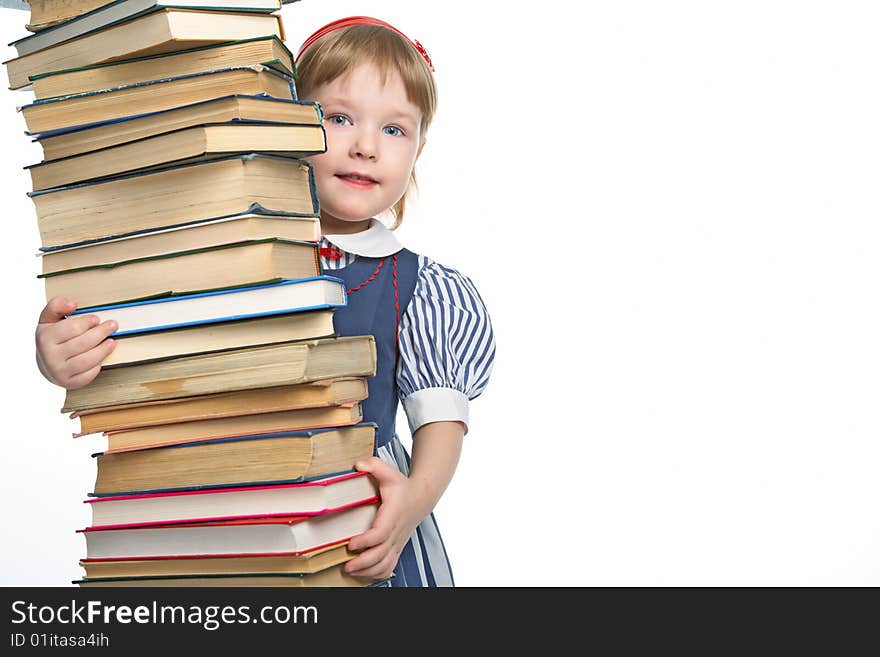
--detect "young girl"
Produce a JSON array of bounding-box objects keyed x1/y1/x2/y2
[{"x1": 34, "y1": 16, "x2": 496, "y2": 587}]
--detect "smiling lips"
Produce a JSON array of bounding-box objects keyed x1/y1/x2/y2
[{"x1": 336, "y1": 172, "x2": 379, "y2": 188}]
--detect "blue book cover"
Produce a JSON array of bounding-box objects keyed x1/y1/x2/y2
[{"x1": 69, "y1": 276, "x2": 348, "y2": 337}]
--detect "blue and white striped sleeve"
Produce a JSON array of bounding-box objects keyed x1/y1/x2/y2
[{"x1": 397, "y1": 256, "x2": 496, "y2": 435}]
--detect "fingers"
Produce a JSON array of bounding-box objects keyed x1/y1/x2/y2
[
  {"x1": 38, "y1": 297, "x2": 76, "y2": 325},
  {"x1": 35, "y1": 317, "x2": 116, "y2": 389},
  {"x1": 345, "y1": 545, "x2": 399, "y2": 580},
  {"x1": 64, "y1": 338, "x2": 116, "y2": 378},
  {"x1": 48, "y1": 314, "x2": 101, "y2": 345},
  {"x1": 347, "y1": 521, "x2": 388, "y2": 554},
  {"x1": 65, "y1": 364, "x2": 103, "y2": 391},
  {"x1": 57, "y1": 320, "x2": 117, "y2": 358},
  {"x1": 355, "y1": 456, "x2": 401, "y2": 484}
]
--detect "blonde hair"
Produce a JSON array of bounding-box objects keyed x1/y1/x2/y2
[{"x1": 296, "y1": 24, "x2": 438, "y2": 229}]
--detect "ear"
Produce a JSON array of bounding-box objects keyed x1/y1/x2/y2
[{"x1": 416, "y1": 137, "x2": 426, "y2": 161}]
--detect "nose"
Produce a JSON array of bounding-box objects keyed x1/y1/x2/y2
[{"x1": 350, "y1": 127, "x2": 378, "y2": 161}]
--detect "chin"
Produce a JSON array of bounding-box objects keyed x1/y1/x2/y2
[{"x1": 325, "y1": 206, "x2": 379, "y2": 223}]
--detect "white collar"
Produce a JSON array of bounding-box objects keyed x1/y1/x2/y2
[{"x1": 323, "y1": 219, "x2": 402, "y2": 258}]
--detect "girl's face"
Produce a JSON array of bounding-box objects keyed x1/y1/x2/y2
[{"x1": 306, "y1": 63, "x2": 424, "y2": 234}]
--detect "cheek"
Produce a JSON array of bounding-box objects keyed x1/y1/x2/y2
[
  {"x1": 306, "y1": 150, "x2": 336, "y2": 180},
  {"x1": 391, "y1": 146, "x2": 420, "y2": 184}
]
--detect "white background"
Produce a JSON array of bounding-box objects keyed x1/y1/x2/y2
[{"x1": 1, "y1": 1, "x2": 880, "y2": 586}]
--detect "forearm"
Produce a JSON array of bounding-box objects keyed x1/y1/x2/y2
[{"x1": 407, "y1": 420, "x2": 464, "y2": 519}]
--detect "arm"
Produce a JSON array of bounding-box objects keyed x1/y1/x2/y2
[
  {"x1": 344, "y1": 420, "x2": 464, "y2": 580},
  {"x1": 407, "y1": 420, "x2": 464, "y2": 518},
  {"x1": 344, "y1": 259, "x2": 495, "y2": 580}
]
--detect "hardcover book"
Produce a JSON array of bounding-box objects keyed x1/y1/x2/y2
[
  {"x1": 71, "y1": 277, "x2": 346, "y2": 337},
  {"x1": 33, "y1": 95, "x2": 320, "y2": 161},
  {"x1": 28, "y1": 121, "x2": 326, "y2": 190},
  {"x1": 10, "y1": 0, "x2": 283, "y2": 57},
  {"x1": 75, "y1": 563, "x2": 375, "y2": 587},
  {"x1": 20, "y1": 64, "x2": 296, "y2": 134},
  {"x1": 79, "y1": 502, "x2": 379, "y2": 556},
  {"x1": 41, "y1": 238, "x2": 322, "y2": 309},
  {"x1": 86, "y1": 471, "x2": 379, "y2": 528},
  {"x1": 39, "y1": 212, "x2": 321, "y2": 272},
  {"x1": 79, "y1": 540, "x2": 356, "y2": 578},
  {"x1": 103, "y1": 402, "x2": 364, "y2": 452},
  {"x1": 29, "y1": 37, "x2": 296, "y2": 101},
  {"x1": 62, "y1": 335, "x2": 377, "y2": 412},
  {"x1": 4, "y1": 8, "x2": 286, "y2": 89},
  {"x1": 92, "y1": 425, "x2": 378, "y2": 495},
  {"x1": 72, "y1": 378, "x2": 369, "y2": 434},
  {"x1": 30, "y1": 153, "x2": 317, "y2": 250},
  {"x1": 86, "y1": 310, "x2": 338, "y2": 369}
]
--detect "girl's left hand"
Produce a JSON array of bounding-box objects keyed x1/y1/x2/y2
[{"x1": 344, "y1": 456, "x2": 425, "y2": 581}]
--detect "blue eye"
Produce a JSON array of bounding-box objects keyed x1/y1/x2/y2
[
  {"x1": 327, "y1": 115, "x2": 351, "y2": 126},
  {"x1": 384, "y1": 125, "x2": 404, "y2": 137}
]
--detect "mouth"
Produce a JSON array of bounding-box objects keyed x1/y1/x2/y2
[{"x1": 336, "y1": 172, "x2": 379, "y2": 188}]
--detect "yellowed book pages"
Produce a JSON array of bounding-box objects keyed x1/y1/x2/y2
[
  {"x1": 33, "y1": 36, "x2": 294, "y2": 100},
  {"x1": 105, "y1": 403, "x2": 364, "y2": 452},
  {"x1": 26, "y1": 0, "x2": 109, "y2": 31},
  {"x1": 75, "y1": 378, "x2": 369, "y2": 434},
  {"x1": 40, "y1": 213, "x2": 321, "y2": 274},
  {"x1": 63, "y1": 336, "x2": 378, "y2": 412},
  {"x1": 92, "y1": 424, "x2": 377, "y2": 493},
  {"x1": 79, "y1": 541, "x2": 356, "y2": 578},
  {"x1": 22, "y1": 65, "x2": 293, "y2": 134},
  {"x1": 4, "y1": 9, "x2": 285, "y2": 89},
  {"x1": 29, "y1": 123, "x2": 326, "y2": 190},
  {"x1": 32, "y1": 155, "x2": 316, "y2": 250},
  {"x1": 76, "y1": 563, "x2": 374, "y2": 587},
  {"x1": 37, "y1": 96, "x2": 320, "y2": 161},
  {"x1": 94, "y1": 310, "x2": 335, "y2": 370},
  {"x1": 42, "y1": 239, "x2": 320, "y2": 309}
]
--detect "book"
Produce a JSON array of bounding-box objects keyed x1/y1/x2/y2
[
  {"x1": 86, "y1": 472, "x2": 379, "y2": 528},
  {"x1": 25, "y1": 0, "x2": 113, "y2": 32},
  {"x1": 80, "y1": 502, "x2": 379, "y2": 557},
  {"x1": 34, "y1": 95, "x2": 320, "y2": 159},
  {"x1": 24, "y1": 0, "x2": 299, "y2": 32},
  {"x1": 103, "y1": 403, "x2": 364, "y2": 452},
  {"x1": 72, "y1": 378, "x2": 369, "y2": 434},
  {"x1": 30, "y1": 36, "x2": 296, "y2": 101},
  {"x1": 31, "y1": 153, "x2": 317, "y2": 250},
  {"x1": 41, "y1": 238, "x2": 322, "y2": 309},
  {"x1": 11, "y1": 0, "x2": 282, "y2": 57},
  {"x1": 79, "y1": 540, "x2": 355, "y2": 578},
  {"x1": 62, "y1": 335, "x2": 377, "y2": 412},
  {"x1": 86, "y1": 310, "x2": 338, "y2": 368},
  {"x1": 74, "y1": 563, "x2": 374, "y2": 587},
  {"x1": 4, "y1": 8, "x2": 286, "y2": 89},
  {"x1": 28, "y1": 122, "x2": 326, "y2": 190},
  {"x1": 92, "y1": 424, "x2": 378, "y2": 494},
  {"x1": 70, "y1": 277, "x2": 345, "y2": 337},
  {"x1": 21, "y1": 65, "x2": 295, "y2": 135},
  {"x1": 39, "y1": 212, "x2": 320, "y2": 273}
]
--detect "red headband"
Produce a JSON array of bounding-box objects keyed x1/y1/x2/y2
[{"x1": 295, "y1": 16, "x2": 435, "y2": 73}]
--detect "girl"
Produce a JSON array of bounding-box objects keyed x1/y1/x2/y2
[{"x1": 34, "y1": 16, "x2": 496, "y2": 587}]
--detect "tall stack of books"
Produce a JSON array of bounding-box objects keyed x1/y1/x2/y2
[{"x1": 4, "y1": 0, "x2": 383, "y2": 587}]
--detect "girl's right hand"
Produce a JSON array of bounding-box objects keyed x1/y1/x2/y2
[{"x1": 35, "y1": 296, "x2": 118, "y2": 390}]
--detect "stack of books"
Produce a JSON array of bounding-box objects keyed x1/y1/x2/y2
[{"x1": 4, "y1": 0, "x2": 383, "y2": 587}]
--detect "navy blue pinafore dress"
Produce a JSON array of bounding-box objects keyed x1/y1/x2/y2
[{"x1": 331, "y1": 248, "x2": 455, "y2": 587}]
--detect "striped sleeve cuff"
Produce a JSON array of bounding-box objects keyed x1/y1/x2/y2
[{"x1": 401, "y1": 387, "x2": 470, "y2": 436}]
